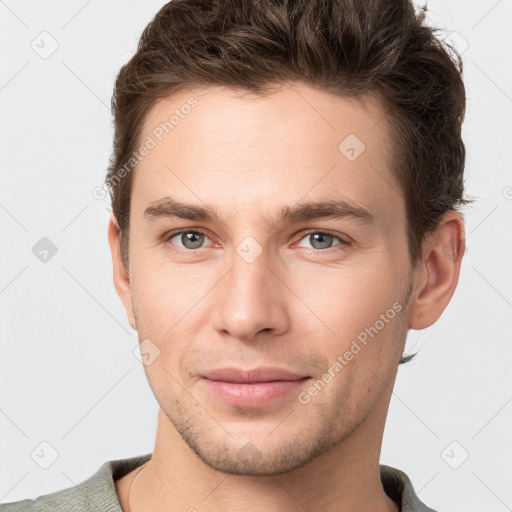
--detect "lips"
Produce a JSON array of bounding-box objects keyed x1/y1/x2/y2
[
  {"x1": 200, "y1": 367, "x2": 311, "y2": 408},
  {"x1": 201, "y1": 366, "x2": 308, "y2": 383}
]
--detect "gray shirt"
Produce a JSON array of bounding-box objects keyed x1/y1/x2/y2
[{"x1": 0, "y1": 453, "x2": 439, "y2": 511}]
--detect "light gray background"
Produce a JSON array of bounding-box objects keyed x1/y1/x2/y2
[{"x1": 1, "y1": 1, "x2": 511, "y2": 510}]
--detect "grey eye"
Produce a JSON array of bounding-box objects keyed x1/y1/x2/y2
[
  {"x1": 173, "y1": 231, "x2": 206, "y2": 250},
  {"x1": 298, "y1": 232, "x2": 338, "y2": 250}
]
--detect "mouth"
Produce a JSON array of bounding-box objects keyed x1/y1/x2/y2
[
  {"x1": 201, "y1": 366, "x2": 309, "y2": 383},
  {"x1": 200, "y1": 367, "x2": 311, "y2": 408}
]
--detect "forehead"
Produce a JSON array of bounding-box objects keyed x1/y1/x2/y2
[{"x1": 131, "y1": 83, "x2": 402, "y2": 229}]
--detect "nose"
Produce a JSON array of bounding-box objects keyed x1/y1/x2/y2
[{"x1": 211, "y1": 244, "x2": 290, "y2": 342}]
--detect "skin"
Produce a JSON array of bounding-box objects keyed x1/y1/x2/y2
[{"x1": 109, "y1": 82, "x2": 465, "y2": 512}]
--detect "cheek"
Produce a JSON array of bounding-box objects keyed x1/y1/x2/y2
[
  {"x1": 295, "y1": 269, "x2": 406, "y2": 399},
  {"x1": 129, "y1": 265, "x2": 212, "y2": 371},
  {"x1": 129, "y1": 261, "x2": 204, "y2": 329},
  {"x1": 294, "y1": 263, "x2": 397, "y2": 336}
]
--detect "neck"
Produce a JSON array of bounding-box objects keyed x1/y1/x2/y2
[{"x1": 127, "y1": 391, "x2": 399, "y2": 512}]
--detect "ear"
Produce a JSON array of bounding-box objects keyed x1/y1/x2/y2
[
  {"x1": 107, "y1": 214, "x2": 137, "y2": 331},
  {"x1": 408, "y1": 210, "x2": 466, "y2": 330}
]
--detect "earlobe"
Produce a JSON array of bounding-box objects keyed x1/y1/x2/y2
[
  {"x1": 408, "y1": 211, "x2": 466, "y2": 330},
  {"x1": 107, "y1": 214, "x2": 137, "y2": 331}
]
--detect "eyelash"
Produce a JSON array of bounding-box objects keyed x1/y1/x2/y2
[{"x1": 161, "y1": 229, "x2": 351, "y2": 255}]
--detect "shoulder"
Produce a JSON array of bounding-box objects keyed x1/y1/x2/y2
[
  {"x1": 380, "y1": 464, "x2": 440, "y2": 512},
  {"x1": 0, "y1": 454, "x2": 152, "y2": 512}
]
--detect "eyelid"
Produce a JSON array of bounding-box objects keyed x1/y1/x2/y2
[
  {"x1": 291, "y1": 229, "x2": 352, "y2": 250},
  {"x1": 162, "y1": 228, "x2": 352, "y2": 254},
  {"x1": 162, "y1": 228, "x2": 215, "y2": 251}
]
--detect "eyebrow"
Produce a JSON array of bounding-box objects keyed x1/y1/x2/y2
[{"x1": 143, "y1": 196, "x2": 376, "y2": 227}]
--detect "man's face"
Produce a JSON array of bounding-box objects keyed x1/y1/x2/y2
[{"x1": 115, "y1": 83, "x2": 414, "y2": 475}]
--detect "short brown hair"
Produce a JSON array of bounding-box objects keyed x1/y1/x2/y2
[{"x1": 105, "y1": 0, "x2": 473, "y2": 362}]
